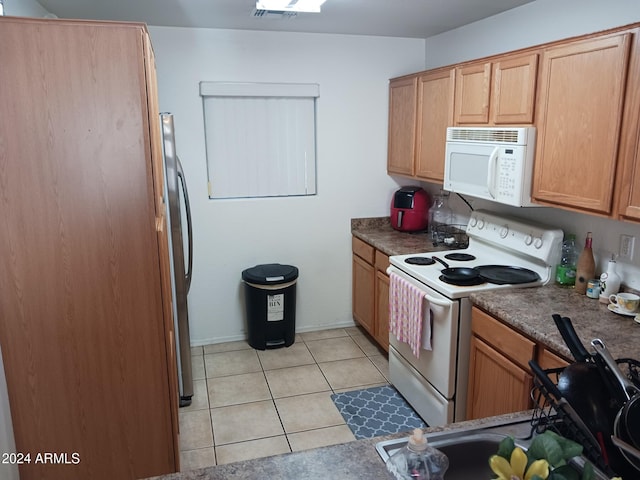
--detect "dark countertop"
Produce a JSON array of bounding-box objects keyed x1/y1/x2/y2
[
  {"x1": 146, "y1": 412, "x2": 532, "y2": 480},
  {"x1": 352, "y1": 217, "x2": 640, "y2": 361},
  {"x1": 350, "y1": 217, "x2": 464, "y2": 256},
  {"x1": 471, "y1": 284, "x2": 640, "y2": 361}
]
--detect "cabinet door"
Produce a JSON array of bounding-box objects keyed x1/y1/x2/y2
[
  {"x1": 533, "y1": 33, "x2": 631, "y2": 214},
  {"x1": 466, "y1": 336, "x2": 533, "y2": 420},
  {"x1": 615, "y1": 28, "x2": 640, "y2": 221},
  {"x1": 491, "y1": 53, "x2": 538, "y2": 124},
  {"x1": 352, "y1": 254, "x2": 375, "y2": 335},
  {"x1": 415, "y1": 69, "x2": 455, "y2": 182},
  {"x1": 387, "y1": 76, "x2": 418, "y2": 176},
  {"x1": 0, "y1": 19, "x2": 176, "y2": 479},
  {"x1": 454, "y1": 62, "x2": 491, "y2": 124}
]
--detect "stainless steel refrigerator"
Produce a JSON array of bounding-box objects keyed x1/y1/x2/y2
[{"x1": 160, "y1": 113, "x2": 194, "y2": 407}]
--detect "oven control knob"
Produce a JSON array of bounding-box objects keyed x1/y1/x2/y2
[
  {"x1": 524, "y1": 234, "x2": 533, "y2": 246},
  {"x1": 477, "y1": 219, "x2": 485, "y2": 229},
  {"x1": 533, "y1": 237, "x2": 544, "y2": 249},
  {"x1": 469, "y1": 217, "x2": 477, "y2": 227},
  {"x1": 499, "y1": 226, "x2": 509, "y2": 238}
]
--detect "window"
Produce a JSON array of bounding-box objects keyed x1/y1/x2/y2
[{"x1": 200, "y1": 82, "x2": 319, "y2": 199}]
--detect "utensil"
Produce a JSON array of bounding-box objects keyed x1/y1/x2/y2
[
  {"x1": 549, "y1": 316, "x2": 624, "y2": 471},
  {"x1": 591, "y1": 338, "x2": 640, "y2": 473},
  {"x1": 432, "y1": 256, "x2": 481, "y2": 282},
  {"x1": 611, "y1": 435, "x2": 640, "y2": 461},
  {"x1": 529, "y1": 359, "x2": 601, "y2": 451}
]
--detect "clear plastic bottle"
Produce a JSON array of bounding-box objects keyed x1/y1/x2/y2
[
  {"x1": 385, "y1": 429, "x2": 449, "y2": 480},
  {"x1": 428, "y1": 192, "x2": 453, "y2": 245},
  {"x1": 555, "y1": 234, "x2": 578, "y2": 287}
]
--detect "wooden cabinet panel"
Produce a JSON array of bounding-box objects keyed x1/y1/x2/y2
[
  {"x1": 0, "y1": 18, "x2": 177, "y2": 479},
  {"x1": 454, "y1": 62, "x2": 491, "y2": 124},
  {"x1": 415, "y1": 69, "x2": 455, "y2": 182},
  {"x1": 387, "y1": 76, "x2": 417, "y2": 176},
  {"x1": 533, "y1": 33, "x2": 631, "y2": 214},
  {"x1": 375, "y1": 271, "x2": 390, "y2": 351},
  {"x1": 538, "y1": 348, "x2": 570, "y2": 370},
  {"x1": 491, "y1": 53, "x2": 538, "y2": 124},
  {"x1": 352, "y1": 236, "x2": 375, "y2": 264},
  {"x1": 615, "y1": 28, "x2": 640, "y2": 222},
  {"x1": 352, "y1": 254, "x2": 375, "y2": 335},
  {"x1": 471, "y1": 307, "x2": 535, "y2": 370},
  {"x1": 466, "y1": 336, "x2": 533, "y2": 420}
]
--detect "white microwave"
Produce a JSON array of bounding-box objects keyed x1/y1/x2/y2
[{"x1": 443, "y1": 126, "x2": 537, "y2": 207}]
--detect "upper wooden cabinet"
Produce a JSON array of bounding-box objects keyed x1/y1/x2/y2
[
  {"x1": 387, "y1": 75, "x2": 418, "y2": 176},
  {"x1": 454, "y1": 52, "x2": 538, "y2": 125},
  {"x1": 387, "y1": 69, "x2": 454, "y2": 182},
  {"x1": 532, "y1": 33, "x2": 631, "y2": 215},
  {"x1": 615, "y1": 28, "x2": 640, "y2": 222},
  {"x1": 454, "y1": 62, "x2": 491, "y2": 124},
  {"x1": 415, "y1": 69, "x2": 455, "y2": 182},
  {"x1": 491, "y1": 53, "x2": 538, "y2": 124}
]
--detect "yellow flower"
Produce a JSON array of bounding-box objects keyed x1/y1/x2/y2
[{"x1": 489, "y1": 447, "x2": 550, "y2": 480}]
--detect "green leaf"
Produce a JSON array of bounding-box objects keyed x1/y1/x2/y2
[
  {"x1": 497, "y1": 436, "x2": 516, "y2": 460},
  {"x1": 580, "y1": 461, "x2": 595, "y2": 480},
  {"x1": 543, "y1": 430, "x2": 584, "y2": 459},
  {"x1": 528, "y1": 433, "x2": 565, "y2": 467},
  {"x1": 550, "y1": 464, "x2": 580, "y2": 480}
]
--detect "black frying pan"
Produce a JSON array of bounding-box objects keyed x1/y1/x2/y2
[
  {"x1": 432, "y1": 256, "x2": 480, "y2": 282},
  {"x1": 592, "y1": 338, "x2": 640, "y2": 474},
  {"x1": 551, "y1": 315, "x2": 625, "y2": 472}
]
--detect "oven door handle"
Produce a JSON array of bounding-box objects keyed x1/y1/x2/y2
[{"x1": 424, "y1": 294, "x2": 450, "y2": 308}]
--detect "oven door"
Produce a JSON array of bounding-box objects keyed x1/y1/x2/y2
[{"x1": 387, "y1": 267, "x2": 460, "y2": 426}]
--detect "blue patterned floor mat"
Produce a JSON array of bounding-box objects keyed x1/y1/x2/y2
[{"x1": 331, "y1": 385, "x2": 427, "y2": 439}]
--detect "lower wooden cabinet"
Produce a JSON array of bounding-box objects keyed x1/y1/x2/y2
[
  {"x1": 352, "y1": 237, "x2": 389, "y2": 352},
  {"x1": 466, "y1": 307, "x2": 570, "y2": 420},
  {"x1": 467, "y1": 336, "x2": 534, "y2": 419}
]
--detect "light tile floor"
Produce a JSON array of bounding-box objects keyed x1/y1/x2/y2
[{"x1": 178, "y1": 326, "x2": 390, "y2": 471}]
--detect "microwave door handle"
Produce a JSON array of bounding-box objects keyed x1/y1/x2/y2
[{"x1": 487, "y1": 146, "x2": 499, "y2": 199}]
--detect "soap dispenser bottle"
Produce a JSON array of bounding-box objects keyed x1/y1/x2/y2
[
  {"x1": 599, "y1": 254, "x2": 621, "y2": 303},
  {"x1": 385, "y1": 428, "x2": 449, "y2": 480}
]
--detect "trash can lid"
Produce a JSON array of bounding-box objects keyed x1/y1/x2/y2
[{"x1": 242, "y1": 263, "x2": 299, "y2": 285}]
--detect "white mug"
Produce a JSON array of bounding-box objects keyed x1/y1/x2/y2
[{"x1": 609, "y1": 292, "x2": 640, "y2": 313}]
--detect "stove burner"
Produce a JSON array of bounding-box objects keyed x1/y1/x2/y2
[
  {"x1": 444, "y1": 253, "x2": 476, "y2": 262},
  {"x1": 405, "y1": 257, "x2": 435, "y2": 266},
  {"x1": 438, "y1": 274, "x2": 485, "y2": 286}
]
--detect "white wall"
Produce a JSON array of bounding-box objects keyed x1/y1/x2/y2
[
  {"x1": 4, "y1": 0, "x2": 49, "y2": 17},
  {"x1": 148, "y1": 26, "x2": 425, "y2": 344},
  {"x1": 422, "y1": 0, "x2": 640, "y2": 290}
]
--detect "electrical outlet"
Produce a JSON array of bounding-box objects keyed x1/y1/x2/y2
[{"x1": 620, "y1": 234, "x2": 635, "y2": 260}]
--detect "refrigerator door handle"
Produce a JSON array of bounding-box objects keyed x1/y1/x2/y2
[{"x1": 176, "y1": 155, "x2": 193, "y2": 294}]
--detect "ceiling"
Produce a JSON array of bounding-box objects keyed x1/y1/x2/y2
[{"x1": 36, "y1": 0, "x2": 536, "y2": 39}]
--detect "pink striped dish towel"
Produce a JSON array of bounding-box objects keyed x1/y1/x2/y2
[{"x1": 389, "y1": 272, "x2": 431, "y2": 357}]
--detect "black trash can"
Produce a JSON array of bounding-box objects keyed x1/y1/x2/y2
[{"x1": 242, "y1": 263, "x2": 298, "y2": 350}]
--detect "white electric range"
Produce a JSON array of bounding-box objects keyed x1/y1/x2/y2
[{"x1": 387, "y1": 209, "x2": 563, "y2": 427}]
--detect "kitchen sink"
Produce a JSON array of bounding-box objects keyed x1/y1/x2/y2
[{"x1": 375, "y1": 420, "x2": 609, "y2": 480}]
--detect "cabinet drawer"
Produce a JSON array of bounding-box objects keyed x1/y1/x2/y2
[
  {"x1": 471, "y1": 307, "x2": 535, "y2": 370},
  {"x1": 375, "y1": 250, "x2": 390, "y2": 272},
  {"x1": 352, "y1": 236, "x2": 375, "y2": 263}
]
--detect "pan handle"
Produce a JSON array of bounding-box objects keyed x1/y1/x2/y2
[
  {"x1": 552, "y1": 315, "x2": 592, "y2": 362},
  {"x1": 591, "y1": 339, "x2": 638, "y2": 400},
  {"x1": 432, "y1": 256, "x2": 449, "y2": 269},
  {"x1": 611, "y1": 435, "x2": 640, "y2": 461}
]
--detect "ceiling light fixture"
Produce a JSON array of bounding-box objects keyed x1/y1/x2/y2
[{"x1": 256, "y1": 0, "x2": 327, "y2": 13}]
